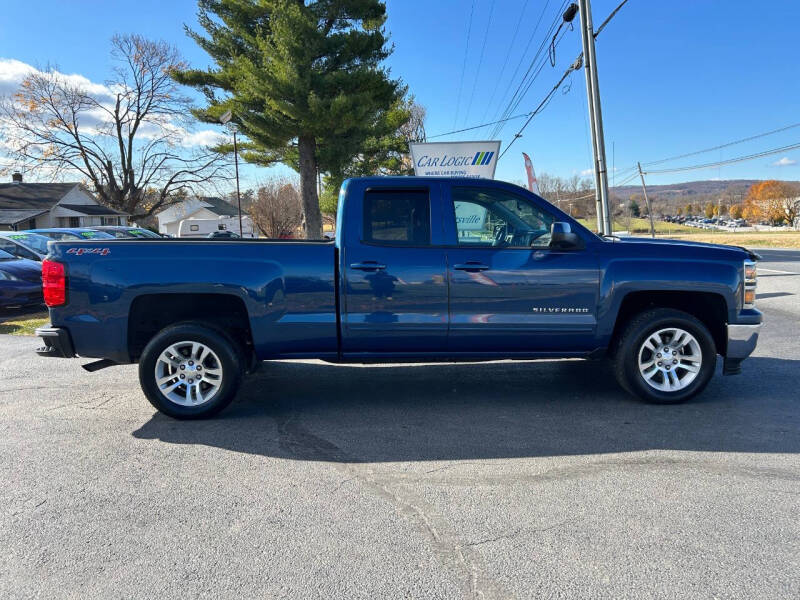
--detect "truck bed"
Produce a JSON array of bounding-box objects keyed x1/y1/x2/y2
[{"x1": 46, "y1": 239, "x2": 338, "y2": 363}]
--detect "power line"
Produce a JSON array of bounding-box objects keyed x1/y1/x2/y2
[
  {"x1": 499, "y1": 0, "x2": 631, "y2": 161},
  {"x1": 641, "y1": 121, "x2": 800, "y2": 168},
  {"x1": 486, "y1": 0, "x2": 554, "y2": 130},
  {"x1": 612, "y1": 171, "x2": 641, "y2": 188},
  {"x1": 428, "y1": 113, "x2": 529, "y2": 140},
  {"x1": 499, "y1": 54, "x2": 583, "y2": 159},
  {"x1": 642, "y1": 140, "x2": 800, "y2": 174},
  {"x1": 478, "y1": 0, "x2": 531, "y2": 127},
  {"x1": 594, "y1": 0, "x2": 629, "y2": 37},
  {"x1": 452, "y1": 1, "x2": 475, "y2": 129},
  {"x1": 503, "y1": 23, "x2": 572, "y2": 122},
  {"x1": 490, "y1": 3, "x2": 569, "y2": 138},
  {"x1": 462, "y1": 0, "x2": 496, "y2": 129},
  {"x1": 609, "y1": 121, "x2": 800, "y2": 178},
  {"x1": 488, "y1": 1, "x2": 568, "y2": 138}
]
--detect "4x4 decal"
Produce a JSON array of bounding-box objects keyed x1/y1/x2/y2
[{"x1": 66, "y1": 247, "x2": 111, "y2": 256}]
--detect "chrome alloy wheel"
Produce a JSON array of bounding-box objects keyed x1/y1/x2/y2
[
  {"x1": 637, "y1": 327, "x2": 702, "y2": 392},
  {"x1": 154, "y1": 341, "x2": 223, "y2": 406}
]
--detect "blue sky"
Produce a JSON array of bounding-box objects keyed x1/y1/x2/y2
[{"x1": 2, "y1": 0, "x2": 799, "y2": 190}]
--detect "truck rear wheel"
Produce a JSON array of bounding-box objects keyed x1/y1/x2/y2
[
  {"x1": 138, "y1": 322, "x2": 243, "y2": 419},
  {"x1": 613, "y1": 308, "x2": 716, "y2": 404}
]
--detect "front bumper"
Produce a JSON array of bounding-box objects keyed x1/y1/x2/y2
[
  {"x1": 723, "y1": 323, "x2": 762, "y2": 375},
  {"x1": 35, "y1": 326, "x2": 75, "y2": 358}
]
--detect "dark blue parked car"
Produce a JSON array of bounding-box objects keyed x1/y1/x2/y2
[
  {"x1": 34, "y1": 177, "x2": 762, "y2": 419},
  {"x1": 0, "y1": 249, "x2": 43, "y2": 308}
]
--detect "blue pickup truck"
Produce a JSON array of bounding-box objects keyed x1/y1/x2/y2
[{"x1": 35, "y1": 177, "x2": 762, "y2": 418}]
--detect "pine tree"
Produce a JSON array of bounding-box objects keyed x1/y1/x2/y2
[{"x1": 174, "y1": 0, "x2": 403, "y2": 238}]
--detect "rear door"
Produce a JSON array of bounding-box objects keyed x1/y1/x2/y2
[
  {"x1": 444, "y1": 183, "x2": 600, "y2": 354},
  {"x1": 340, "y1": 182, "x2": 448, "y2": 354}
]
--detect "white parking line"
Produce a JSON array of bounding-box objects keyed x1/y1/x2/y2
[{"x1": 759, "y1": 268, "x2": 798, "y2": 275}]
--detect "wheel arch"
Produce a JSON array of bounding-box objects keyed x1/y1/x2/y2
[
  {"x1": 610, "y1": 290, "x2": 728, "y2": 355},
  {"x1": 128, "y1": 293, "x2": 254, "y2": 362}
]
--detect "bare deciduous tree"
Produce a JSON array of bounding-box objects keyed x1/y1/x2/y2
[
  {"x1": 250, "y1": 178, "x2": 303, "y2": 239},
  {"x1": 0, "y1": 34, "x2": 228, "y2": 219}
]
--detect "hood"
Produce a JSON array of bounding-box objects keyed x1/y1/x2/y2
[
  {"x1": 616, "y1": 236, "x2": 761, "y2": 261},
  {"x1": 0, "y1": 257, "x2": 42, "y2": 283}
]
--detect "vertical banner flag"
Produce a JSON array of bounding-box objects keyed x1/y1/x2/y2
[
  {"x1": 410, "y1": 141, "x2": 501, "y2": 179},
  {"x1": 522, "y1": 152, "x2": 539, "y2": 195}
]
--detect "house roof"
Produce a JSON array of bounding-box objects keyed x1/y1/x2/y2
[
  {"x1": 0, "y1": 208, "x2": 50, "y2": 226},
  {"x1": 60, "y1": 204, "x2": 128, "y2": 216},
  {"x1": 196, "y1": 196, "x2": 239, "y2": 216},
  {"x1": 0, "y1": 182, "x2": 77, "y2": 210}
]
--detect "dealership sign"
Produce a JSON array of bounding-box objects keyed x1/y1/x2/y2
[{"x1": 410, "y1": 141, "x2": 501, "y2": 179}]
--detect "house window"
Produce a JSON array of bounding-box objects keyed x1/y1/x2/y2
[
  {"x1": 102, "y1": 217, "x2": 120, "y2": 226},
  {"x1": 68, "y1": 217, "x2": 80, "y2": 228}
]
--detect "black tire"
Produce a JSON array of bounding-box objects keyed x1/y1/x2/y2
[
  {"x1": 613, "y1": 308, "x2": 717, "y2": 404},
  {"x1": 138, "y1": 322, "x2": 243, "y2": 419}
]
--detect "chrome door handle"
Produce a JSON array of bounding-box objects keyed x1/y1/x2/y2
[
  {"x1": 453, "y1": 262, "x2": 490, "y2": 272},
  {"x1": 350, "y1": 261, "x2": 386, "y2": 271}
]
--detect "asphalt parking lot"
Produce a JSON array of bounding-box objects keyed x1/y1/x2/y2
[{"x1": 1, "y1": 250, "x2": 798, "y2": 599}]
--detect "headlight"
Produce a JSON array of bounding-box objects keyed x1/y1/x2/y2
[{"x1": 743, "y1": 260, "x2": 757, "y2": 309}]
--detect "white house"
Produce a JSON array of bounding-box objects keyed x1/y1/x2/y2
[
  {"x1": 155, "y1": 196, "x2": 244, "y2": 237},
  {"x1": 0, "y1": 172, "x2": 128, "y2": 231}
]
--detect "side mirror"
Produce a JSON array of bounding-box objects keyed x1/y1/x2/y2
[{"x1": 550, "y1": 222, "x2": 583, "y2": 250}]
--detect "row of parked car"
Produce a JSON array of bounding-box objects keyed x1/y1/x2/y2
[
  {"x1": 0, "y1": 226, "x2": 168, "y2": 309},
  {"x1": 662, "y1": 215, "x2": 749, "y2": 229}
]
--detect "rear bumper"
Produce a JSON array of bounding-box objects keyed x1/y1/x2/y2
[
  {"x1": 723, "y1": 323, "x2": 762, "y2": 375},
  {"x1": 35, "y1": 326, "x2": 75, "y2": 358}
]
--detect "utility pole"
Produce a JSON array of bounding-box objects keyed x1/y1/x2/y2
[
  {"x1": 219, "y1": 110, "x2": 243, "y2": 237},
  {"x1": 232, "y1": 127, "x2": 242, "y2": 237},
  {"x1": 577, "y1": 0, "x2": 612, "y2": 235},
  {"x1": 637, "y1": 162, "x2": 656, "y2": 238}
]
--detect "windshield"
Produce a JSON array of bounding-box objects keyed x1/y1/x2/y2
[
  {"x1": 128, "y1": 228, "x2": 160, "y2": 238},
  {"x1": 0, "y1": 248, "x2": 15, "y2": 260},
  {"x1": 3, "y1": 233, "x2": 49, "y2": 254}
]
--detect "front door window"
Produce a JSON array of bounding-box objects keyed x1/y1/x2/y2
[{"x1": 452, "y1": 187, "x2": 554, "y2": 248}]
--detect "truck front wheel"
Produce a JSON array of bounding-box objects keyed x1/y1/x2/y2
[
  {"x1": 138, "y1": 322, "x2": 243, "y2": 419},
  {"x1": 613, "y1": 308, "x2": 717, "y2": 404}
]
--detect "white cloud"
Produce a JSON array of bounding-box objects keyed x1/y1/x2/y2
[
  {"x1": 772, "y1": 156, "x2": 797, "y2": 167},
  {"x1": 0, "y1": 58, "x2": 112, "y2": 100},
  {"x1": 580, "y1": 168, "x2": 593, "y2": 176},
  {"x1": 181, "y1": 129, "x2": 227, "y2": 147},
  {"x1": 0, "y1": 57, "x2": 219, "y2": 149}
]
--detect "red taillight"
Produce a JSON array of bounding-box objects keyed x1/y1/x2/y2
[{"x1": 42, "y1": 260, "x2": 66, "y2": 307}]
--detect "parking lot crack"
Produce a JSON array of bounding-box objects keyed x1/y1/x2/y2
[{"x1": 462, "y1": 529, "x2": 521, "y2": 548}]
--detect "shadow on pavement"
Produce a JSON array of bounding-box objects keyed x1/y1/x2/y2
[{"x1": 133, "y1": 356, "x2": 800, "y2": 462}]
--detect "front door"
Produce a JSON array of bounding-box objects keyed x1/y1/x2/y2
[
  {"x1": 444, "y1": 184, "x2": 600, "y2": 354},
  {"x1": 341, "y1": 184, "x2": 448, "y2": 354}
]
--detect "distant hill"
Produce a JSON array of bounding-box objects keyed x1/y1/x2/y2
[
  {"x1": 609, "y1": 178, "x2": 800, "y2": 212},
  {"x1": 612, "y1": 179, "x2": 757, "y2": 199}
]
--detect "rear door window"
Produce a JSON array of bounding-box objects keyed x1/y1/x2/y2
[{"x1": 363, "y1": 189, "x2": 431, "y2": 245}]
